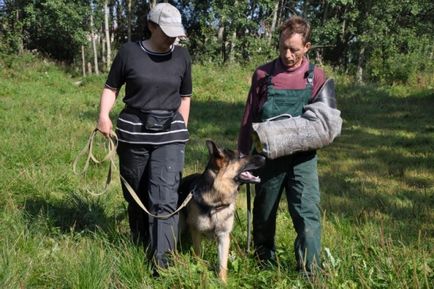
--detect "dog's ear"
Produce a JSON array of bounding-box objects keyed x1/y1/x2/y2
[{"x1": 206, "y1": 140, "x2": 224, "y2": 159}]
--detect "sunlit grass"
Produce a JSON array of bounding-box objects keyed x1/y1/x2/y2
[{"x1": 0, "y1": 53, "x2": 433, "y2": 288}]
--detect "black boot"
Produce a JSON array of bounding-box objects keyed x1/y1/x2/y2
[{"x1": 254, "y1": 244, "x2": 276, "y2": 267}]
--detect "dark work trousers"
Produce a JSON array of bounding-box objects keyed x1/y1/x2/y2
[
  {"x1": 117, "y1": 141, "x2": 185, "y2": 268},
  {"x1": 253, "y1": 151, "x2": 321, "y2": 271}
]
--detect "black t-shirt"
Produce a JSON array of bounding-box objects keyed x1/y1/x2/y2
[
  {"x1": 105, "y1": 41, "x2": 192, "y2": 145},
  {"x1": 106, "y1": 41, "x2": 192, "y2": 110}
]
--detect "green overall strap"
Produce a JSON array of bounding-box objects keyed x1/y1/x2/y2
[
  {"x1": 308, "y1": 63, "x2": 315, "y2": 80},
  {"x1": 307, "y1": 63, "x2": 315, "y2": 101}
]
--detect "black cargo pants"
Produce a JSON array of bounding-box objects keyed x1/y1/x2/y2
[{"x1": 117, "y1": 141, "x2": 185, "y2": 268}]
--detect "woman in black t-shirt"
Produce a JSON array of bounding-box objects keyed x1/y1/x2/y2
[{"x1": 96, "y1": 3, "x2": 192, "y2": 271}]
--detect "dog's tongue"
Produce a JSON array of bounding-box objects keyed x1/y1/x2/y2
[{"x1": 239, "y1": 171, "x2": 261, "y2": 183}]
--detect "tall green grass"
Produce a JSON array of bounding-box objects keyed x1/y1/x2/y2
[{"x1": 0, "y1": 53, "x2": 433, "y2": 288}]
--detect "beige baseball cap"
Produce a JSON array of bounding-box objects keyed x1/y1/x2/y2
[{"x1": 147, "y1": 3, "x2": 186, "y2": 38}]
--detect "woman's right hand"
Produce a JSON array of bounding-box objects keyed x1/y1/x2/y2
[
  {"x1": 97, "y1": 114, "x2": 113, "y2": 137},
  {"x1": 97, "y1": 88, "x2": 117, "y2": 137}
]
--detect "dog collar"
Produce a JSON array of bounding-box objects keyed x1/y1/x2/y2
[{"x1": 192, "y1": 187, "x2": 231, "y2": 214}]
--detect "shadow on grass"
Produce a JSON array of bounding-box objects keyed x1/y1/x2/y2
[
  {"x1": 22, "y1": 192, "x2": 126, "y2": 238},
  {"x1": 319, "y1": 85, "x2": 434, "y2": 243}
]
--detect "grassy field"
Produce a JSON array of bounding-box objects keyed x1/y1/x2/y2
[{"x1": 0, "y1": 53, "x2": 433, "y2": 289}]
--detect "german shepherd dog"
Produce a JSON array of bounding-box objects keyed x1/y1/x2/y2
[{"x1": 178, "y1": 140, "x2": 265, "y2": 283}]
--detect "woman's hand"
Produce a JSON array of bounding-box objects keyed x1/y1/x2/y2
[
  {"x1": 97, "y1": 114, "x2": 113, "y2": 137},
  {"x1": 97, "y1": 88, "x2": 117, "y2": 137}
]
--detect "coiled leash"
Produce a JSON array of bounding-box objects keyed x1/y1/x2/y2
[
  {"x1": 73, "y1": 128, "x2": 193, "y2": 219},
  {"x1": 72, "y1": 128, "x2": 118, "y2": 196}
]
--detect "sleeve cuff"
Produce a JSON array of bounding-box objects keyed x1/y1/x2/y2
[{"x1": 104, "y1": 83, "x2": 118, "y2": 92}]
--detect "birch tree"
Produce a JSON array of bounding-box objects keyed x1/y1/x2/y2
[
  {"x1": 127, "y1": 0, "x2": 132, "y2": 41},
  {"x1": 269, "y1": 0, "x2": 279, "y2": 44},
  {"x1": 104, "y1": 0, "x2": 111, "y2": 70},
  {"x1": 90, "y1": 0, "x2": 99, "y2": 75}
]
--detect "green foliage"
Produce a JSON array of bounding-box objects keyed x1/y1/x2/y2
[
  {"x1": 310, "y1": 0, "x2": 433, "y2": 85},
  {"x1": 1, "y1": 0, "x2": 433, "y2": 84},
  {"x1": 180, "y1": 0, "x2": 277, "y2": 64},
  {"x1": 23, "y1": 0, "x2": 89, "y2": 62},
  {"x1": 0, "y1": 0, "x2": 26, "y2": 54},
  {"x1": 367, "y1": 32, "x2": 434, "y2": 85}
]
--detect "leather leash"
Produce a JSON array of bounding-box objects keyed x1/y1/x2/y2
[
  {"x1": 73, "y1": 128, "x2": 192, "y2": 219},
  {"x1": 72, "y1": 128, "x2": 117, "y2": 196},
  {"x1": 246, "y1": 183, "x2": 252, "y2": 252}
]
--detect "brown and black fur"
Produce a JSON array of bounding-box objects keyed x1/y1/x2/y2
[{"x1": 178, "y1": 140, "x2": 265, "y2": 283}]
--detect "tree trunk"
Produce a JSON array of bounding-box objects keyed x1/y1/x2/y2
[
  {"x1": 127, "y1": 0, "x2": 132, "y2": 41},
  {"x1": 81, "y1": 45, "x2": 86, "y2": 77},
  {"x1": 15, "y1": 10, "x2": 24, "y2": 54},
  {"x1": 229, "y1": 30, "x2": 236, "y2": 63},
  {"x1": 104, "y1": 0, "x2": 112, "y2": 70},
  {"x1": 278, "y1": 0, "x2": 287, "y2": 25},
  {"x1": 341, "y1": 7, "x2": 347, "y2": 40},
  {"x1": 218, "y1": 25, "x2": 224, "y2": 42},
  {"x1": 218, "y1": 16, "x2": 226, "y2": 62},
  {"x1": 303, "y1": 0, "x2": 309, "y2": 17},
  {"x1": 90, "y1": 2, "x2": 99, "y2": 75},
  {"x1": 101, "y1": 32, "x2": 106, "y2": 69},
  {"x1": 430, "y1": 44, "x2": 433, "y2": 60},
  {"x1": 357, "y1": 46, "x2": 365, "y2": 84},
  {"x1": 227, "y1": 0, "x2": 239, "y2": 63},
  {"x1": 315, "y1": 49, "x2": 323, "y2": 67},
  {"x1": 322, "y1": 0, "x2": 328, "y2": 25},
  {"x1": 268, "y1": 0, "x2": 279, "y2": 44}
]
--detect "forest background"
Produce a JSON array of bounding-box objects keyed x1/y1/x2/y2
[{"x1": 1, "y1": 0, "x2": 433, "y2": 85}]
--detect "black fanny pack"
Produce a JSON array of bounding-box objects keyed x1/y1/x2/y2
[{"x1": 126, "y1": 107, "x2": 175, "y2": 132}]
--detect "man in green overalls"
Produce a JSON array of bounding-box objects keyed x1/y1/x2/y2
[{"x1": 238, "y1": 16, "x2": 329, "y2": 273}]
